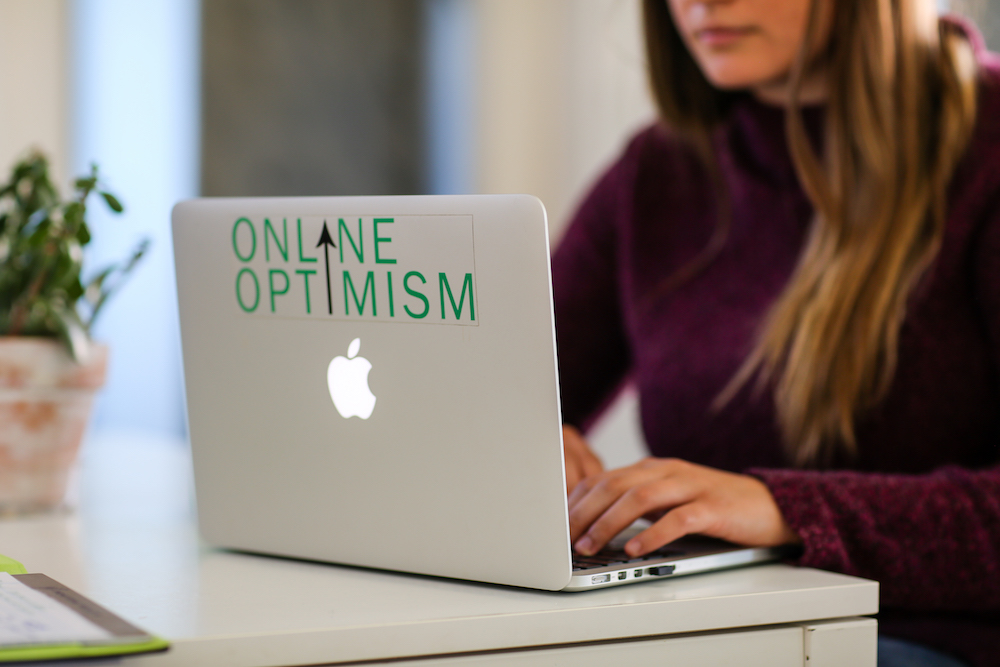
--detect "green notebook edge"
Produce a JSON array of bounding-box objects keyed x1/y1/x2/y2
[
  {"x1": 0, "y1": 637, "x2": 171, "y2": 663},
  {"x1": 0, "y1": 555, "x2": 27, "y2": 575},
  {"x1": 0, "y1": 554, "x2": 171, "y2": 661}
]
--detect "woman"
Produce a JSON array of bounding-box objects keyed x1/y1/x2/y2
[{"x1": 554, "y1": 1, "x2": 1000, "y2": 665}]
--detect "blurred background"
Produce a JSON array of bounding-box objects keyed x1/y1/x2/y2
[{"x1": 0, "y1": 0, "x2": 995, "y2": 468}]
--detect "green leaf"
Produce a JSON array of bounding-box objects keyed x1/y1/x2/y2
[
  {"x1": 63, "y1": 201, "x2": 85, "y2": 224},
  {"x1": 125, "y1": 238, "x2": 149, "y2": 269},
  {"x1": 100, "y1": 191, "x2": 123, "y2": 213},
  {"x1": 52, "y1": 304, "x2": 90, "y2": 360},
  {"x1": 66, "y1": 278, "x2": 84, "y2": 301},
  {"x1": 83, "y1": 265, "x2": 115, "y2": 301},
  {"x1": 76, "y1": 222, "x2": 91, "y2": 245},
  {"x1": 28, "y1": 221, "x2": 52, "y2": 246},
  {"x1": 74, "y1": 177, "x2": 97, "y2": 191},
  {"x1": 84, "y1": 238, "x2": 149, "y2": 329},
  {"x1": 24, "y1": 208, "x2": 49, "y2": 233}
]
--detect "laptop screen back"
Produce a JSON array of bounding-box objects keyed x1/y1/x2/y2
[{"x1": 172, "y1": 194, "x2": 573, "y2": 590}]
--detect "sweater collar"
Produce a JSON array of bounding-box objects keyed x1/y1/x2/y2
[{"x1": 717, "y1": 94, "x2": 823, "y2": 189}]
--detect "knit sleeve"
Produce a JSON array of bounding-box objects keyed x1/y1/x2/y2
[
  {"x1": 552, "y1": 151, "x2": 633, "y2": 429},
  {"x1": 748, "y1": 195, "x2": 1000, "y2": 612},
  {"x1": 751, "y1": 466, "x2": 1000, "y2": 610}
]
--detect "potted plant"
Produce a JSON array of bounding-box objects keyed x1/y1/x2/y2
[{"x1": 0, "y1": 152, "x2": 146, "y2": 515}]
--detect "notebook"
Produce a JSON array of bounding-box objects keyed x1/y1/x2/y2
[
  {"x1": 172, "y1": 194, "x2": 787, "y2": 591},
  {"x1": 0, "y1": 555, "x2": 169, "y2": 662}
]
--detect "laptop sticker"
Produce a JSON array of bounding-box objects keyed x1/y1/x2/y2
[{"x1": 229, "y1": 215, "x2": 478, "y2": 326}]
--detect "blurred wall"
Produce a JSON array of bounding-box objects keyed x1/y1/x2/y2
[
  {"x1": 472, "y1": 0, "x2": 654, "y2": 239},
  {"x1": 201, "y1": 0, "x2": 425, "y2": 197},
  {"x1": 0, "y1": 0, "x2": 70, "y2": 185},
  {"x1": 73, "y1": 0, "x2": 200, "y2": 438}
]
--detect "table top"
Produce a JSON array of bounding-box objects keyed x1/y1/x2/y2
[{"x1": 0, "y1": 433, "x2": 879, "y2": 666}]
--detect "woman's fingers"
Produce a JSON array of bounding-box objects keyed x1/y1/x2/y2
[
  {"x1": 565, "y1": 453, "x2": 583, "y2": 494},
  {"x1": 571, "y1": 470, "x2": 699, "y2": 554},
  {"x1": 568, "y1": 468, "x2": 643, "y2": 542},
  {"x1": 568, "y1": 457, "x2": 679, "y2": 510},
  {"x1": 624, "y1": 502, "x2": 714, "y2": 556},
  {"x1": 568, "y1": 459, "x2": 691, "y2": 546},
  {"x1": 562, "y1": 425, "x2": 603, "y2": 494}
]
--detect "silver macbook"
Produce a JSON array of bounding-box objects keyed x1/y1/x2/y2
[{"x1": 171, "y1": 194, "x2": 786, "y2": 591}]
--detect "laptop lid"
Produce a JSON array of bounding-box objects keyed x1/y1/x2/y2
[{"x1": 172, "y1": 194, "x2": 574, "y2": 590}]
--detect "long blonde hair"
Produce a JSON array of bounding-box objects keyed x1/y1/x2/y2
[{"x1": 643, "y1": 0, "x2": 978, "y2": 465}]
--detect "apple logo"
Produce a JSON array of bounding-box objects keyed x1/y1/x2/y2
[{"x1": 327, "y1": 338, "x2": 377, "y2": 419}]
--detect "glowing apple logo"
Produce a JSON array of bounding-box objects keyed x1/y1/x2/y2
[{"x1": 327, "y1": 338, "x2": 377, "y2": 419}]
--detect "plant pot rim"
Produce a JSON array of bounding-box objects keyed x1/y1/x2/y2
[{"x1": 0, "y1": 337, "x2": 108, "y2": 390}]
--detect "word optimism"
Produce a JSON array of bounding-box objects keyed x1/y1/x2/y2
[{"x1": 231, "y1": 214, "x2": 479, "y2": 326}]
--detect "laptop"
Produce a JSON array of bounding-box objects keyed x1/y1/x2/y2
[{"x1": 171, "y1": 194, "x2": 787, "y2": 591}]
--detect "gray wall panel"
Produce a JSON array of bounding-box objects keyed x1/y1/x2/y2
[{"x1": 202, "y1": 0, "x2": 425, "y2": 197}]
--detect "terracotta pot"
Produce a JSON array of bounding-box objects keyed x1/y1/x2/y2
[{"x1": 0, "y1": 338, "x2": 107, "y2": 516}]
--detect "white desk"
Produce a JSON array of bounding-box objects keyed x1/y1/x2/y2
[{"x1": 0, "y1": 434, "x2": 879, "y2": 666}]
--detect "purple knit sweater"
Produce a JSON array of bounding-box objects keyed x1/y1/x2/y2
[{"x1": 552, "y1": 49, "x2": 1000, "y2": 666}]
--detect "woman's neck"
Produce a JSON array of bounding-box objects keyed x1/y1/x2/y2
[{"x1": 752, "y1": 69, "x2": 827, "y2": 107}]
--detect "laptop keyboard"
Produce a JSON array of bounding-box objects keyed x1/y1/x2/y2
[{"x1": 572, "y1": 546, "x2": 683, "y2": 571}]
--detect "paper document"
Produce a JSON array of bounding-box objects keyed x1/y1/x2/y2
[{"x1": 0, "y1": 572, "x2": 111, "y2": 647}]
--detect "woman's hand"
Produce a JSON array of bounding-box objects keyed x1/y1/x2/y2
[
  {"x1": 569, "y1": 457, "x2": 801, "y2": 557},
  {"x1": 563, "y1": 425, "x2": 604, "y2": 495}
]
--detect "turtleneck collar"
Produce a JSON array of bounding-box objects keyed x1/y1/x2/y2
[{"x1": 715, "y1": 94, "x2": 824, "y2": 190}]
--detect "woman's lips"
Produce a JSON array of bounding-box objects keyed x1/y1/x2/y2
[{"x1": 694, "y1": 26, "x2": 756, "y2": 47}]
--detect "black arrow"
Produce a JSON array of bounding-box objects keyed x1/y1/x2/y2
[{"x1": 316, "y1": 221, "x2": 336, "y2": 315}]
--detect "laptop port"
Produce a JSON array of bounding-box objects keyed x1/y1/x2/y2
[
  {"x1": 591, "y1": 574, "x2": 611, "y2": 584},
  {"x1": 648, "y1": 565, "x2": 676, "y2": 576},
  {"x1": 634, "y1": 569, "x2": 643, "y2": 577},
  {"x1": 618, "y1": 571, "x2": 627, "y2": 580}
]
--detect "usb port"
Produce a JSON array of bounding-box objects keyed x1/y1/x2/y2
[{"x1": 618, "y1": 571, "x2": 627, "y2": 580}]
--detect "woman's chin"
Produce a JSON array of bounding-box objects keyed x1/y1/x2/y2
[
  {"x1": 694, "y1": 56, "x2": 791, "y2": 94},
  {"x1": 703, "y1": 71, "x2": 780, "y2": 92}
]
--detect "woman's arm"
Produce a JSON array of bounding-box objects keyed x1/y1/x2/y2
[
  {"x1": 567, "y1": 447, "x2": 1000, "y2": 612},
  {"x1": 754, "y1": 465, "x2": 1000, "y2": 611}
]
